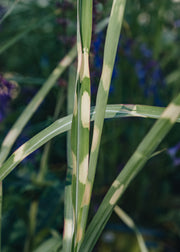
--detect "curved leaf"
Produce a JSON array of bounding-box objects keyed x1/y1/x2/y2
[{"x1": 0, "y1": 104, "x2": 180, "y2": 181}]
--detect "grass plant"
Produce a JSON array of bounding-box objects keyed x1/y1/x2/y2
[{"x1": 0, "y1": 0, "x2": 180, "y2": 251}]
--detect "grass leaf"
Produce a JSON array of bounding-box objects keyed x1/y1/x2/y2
[{"x1": 1, "y1": 104, "x2": 179, "y2": 181}]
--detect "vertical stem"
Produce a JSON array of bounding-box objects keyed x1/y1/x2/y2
[
  {"x1": 71, "y1": 0, "x2": 93, "y2": 250},
  {"x1": 63, "y1": 65, "x2": 76, "y2": 251},
  {"x1": 80, "y1": 0, "x2": 126, "y2": 235}
]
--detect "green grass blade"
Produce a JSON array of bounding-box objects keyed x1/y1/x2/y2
[
  {"x1": 71, "y1": 1, "x2": 93, "y2": 249},
  {"x1": 0, "y1": 103, "x2": 180, "y2": 181},
  {"x1": 0, "y1": 114, "x2": 72, "y2": 181},
  {"x1": 80, "y1": 0, "x2": 93, "y2": 51},
  {"x1": 63, "y1": 65, "x2": 76, "y2": 252},
  {"x1": 1, "y1": 102, "x2": 177, "y2": 168},
  {"x1": 79, "y1": 93, "x2": 180, "y2": 252},
  {"x1": 71, "y1": 0, "x2": 83, "y2": 244},
  {"x1": 97, "y1": 104, "x2": 180, "y2": 121},
  {"x1": 89, "y1": 0, "x2": 126, "y2": 173},
  {"x1": 114, "y1": 206, "x2": 148, "y2": 252},
  {"x1": 80, "y1": 0, "x2": 127, "y2": 240}
]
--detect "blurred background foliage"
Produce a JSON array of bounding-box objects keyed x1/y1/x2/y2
[{"x1": 0, "y1": 0, "x2": 180, "y2": 251}]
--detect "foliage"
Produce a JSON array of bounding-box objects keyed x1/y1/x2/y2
[{"x1": 0, "y1": 0, "x2": 180, "y2": 252}]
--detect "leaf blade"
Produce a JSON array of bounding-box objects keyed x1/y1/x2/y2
[{"x1": 0, "y1": 104, "x2": 180, "y2": 181}]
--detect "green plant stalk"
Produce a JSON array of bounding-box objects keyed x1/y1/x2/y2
[
  {"x1": 71, "y1": 3, "x2": 83, "y2": 245},
  {"x1": 114, "y1": 206, "x2": 148, "y2": 252},
  {"x1": 79, "y1": 0, "x2": 127, "y2": 241},
  {"x1": 71, "y1": 0, "x2": 93, "y2": 249},
  {"x1": 79, "y1": 93, "x2": 180, "y2": 252},
  {"x1": 0, "y1": 104, "x2": 180, "y2": 182},
  {"x1": 63, "y1": 65, "x2": 76, "y2": 252}
]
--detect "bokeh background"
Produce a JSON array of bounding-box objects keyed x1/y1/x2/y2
[{"x1": 0, "y1": 0, "x2": 180, "y2": 251}]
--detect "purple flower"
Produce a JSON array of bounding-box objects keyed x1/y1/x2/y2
[
  {"x1": 167, "y1": 142, "x2": 180, "y2": 158},
  {"x1": 146, "y1": 60, "x2": 157, "y2": 69},
  {"x1": 0, "y1": 75, "x2": 16, "y2": 122},
  {"x1": 135, "y1": 61, "x2": 146, "y2": 80},
  {"x1": 174, "y1": 158, "x2": 180, "y2": 167},
  {"x1": 93, "y1": 33, "x2": 103, "y2": 53},
  {"x1": 140, "y1": 44, "x2": 152, "y2": 58},
  {"x1": 167, "y1": 142, "x2": 180, "y2": 167},
  {"x1": 174, "y1": 19, "x2": 180, "y2": 28},
  {"x1": 91, "y1": 32, "x2": 104, "y2": 96},
  {"x1": 123, "y1": 38, "x2": 133, "y2": 57},
  {"x1": 94, "y1": 54, "x2": 102, "y2": 69},
  {"x1": 0, "y1": 4, "x2": 6, "y2": 19}
]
